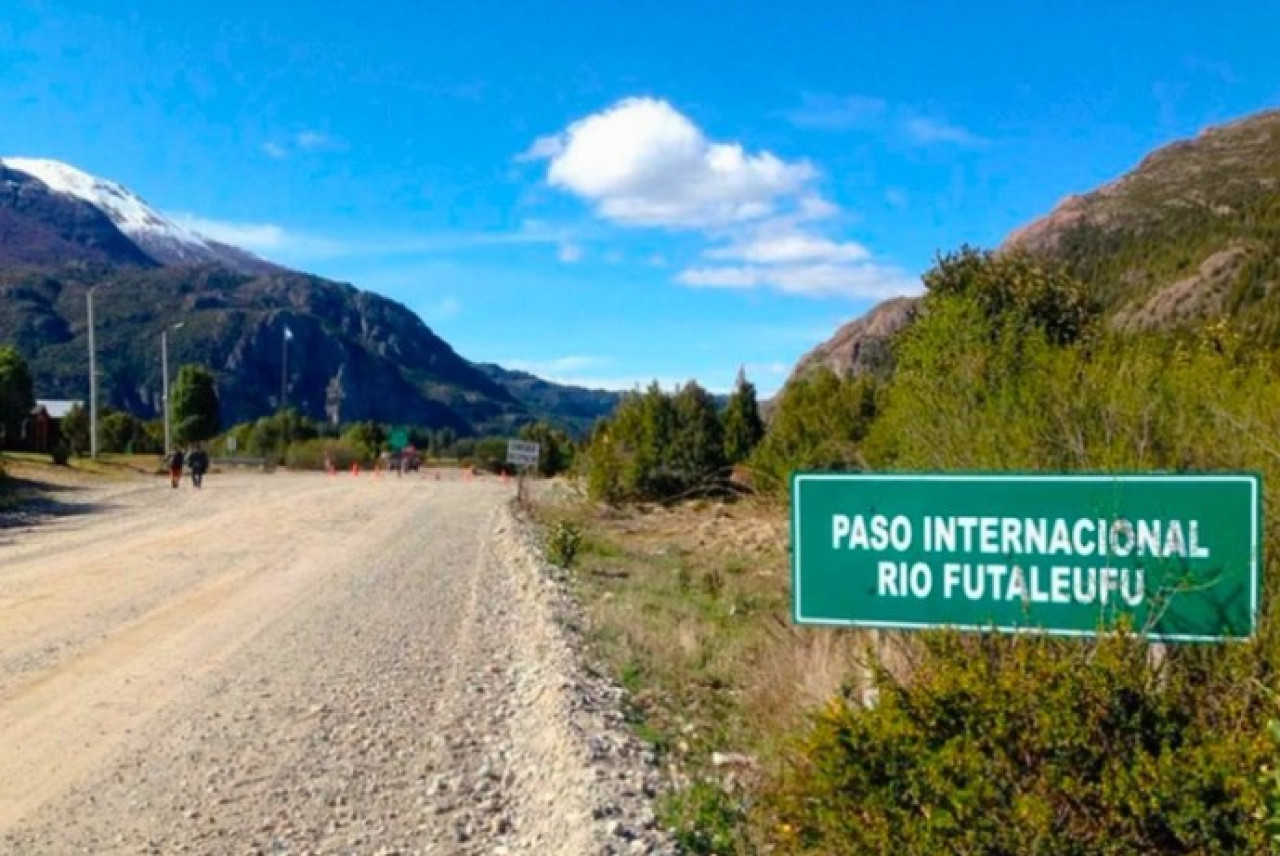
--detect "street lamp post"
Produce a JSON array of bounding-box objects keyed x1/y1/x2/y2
[
  {"x1": 87, "y1": 283, "x2": 109, "y2": 459},
  {"x1": 281, "y1": 324, "x2": 293, "y2": 411},
  {"x1": 162, "y1": 322, "x2": 185, "y2": 455}
]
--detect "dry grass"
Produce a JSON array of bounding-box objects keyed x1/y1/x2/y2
[
  {"x1": 535, "y1": 491, "x2": 897, "y2": 848},
  {"x1": 0, "y1": 451, "x2": 159, "y2": 483}
]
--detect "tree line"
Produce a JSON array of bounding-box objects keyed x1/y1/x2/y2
[{"x1": 0, "y1": 353, "x2": 222, "y2": 458}]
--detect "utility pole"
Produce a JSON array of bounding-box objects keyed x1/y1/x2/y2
[
  {"x1": 281, "y1": 325, "x2": 292, "y2": 410},
  {"x1": 280, "y1": 324, "x2": 293, "y2": 461},
  {"x1": 87, "y1": 284, "x2": 106, "y2": 459},
  {"x1": 162, "y1": 322, "x2": 185, "y2": 455}
]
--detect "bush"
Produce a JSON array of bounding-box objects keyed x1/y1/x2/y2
[
  {"x1": 582, "y1": 381, "x2": 726, "y2": 503},
  {"x1": 923, "y1": 245, "x2": 1097, "y2": 345},
  {"x1": 283, "y1": 438, "x2": 369, "y2": 471},
  {"x1": 49, "y1": 440, "x2": 69, "y2": 466},
  {"x1": 748, "y1": 367, "x2": 878, "y2": 493},
  {"x1": 545, "y1": 520, "x2": 583, "y2": 568},
  {"x1": 474, "y1": 436, "x2": 511, "y2": 474},
  {"x1": 771, "y1": 631, "x2": 1267, "y2": 855},
  {"x1": 664, "y1": 780, "x2": 746, "y2": 855},
  {"x1": 519, "y1": 421, "x2": 576, "y2": 476},
  {"x1": 61, "y1": 404, "x2": 89, "y2": 457}
]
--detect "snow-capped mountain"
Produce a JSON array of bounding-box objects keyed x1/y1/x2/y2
[{"x1": 0, "y1": 157, "x2": 277, "y2": 274}]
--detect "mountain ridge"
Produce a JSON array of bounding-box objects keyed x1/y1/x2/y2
[
  {"x1": 788, "y1": 106, "x2": 1280, "y2": 385},
  {"x1": 0, "y1": 159, "x2": 621, "y2": 434}
]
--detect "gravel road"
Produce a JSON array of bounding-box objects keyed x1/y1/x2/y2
[{"x1": 0, "y1": 469, "x2": 671, "y2": 855}]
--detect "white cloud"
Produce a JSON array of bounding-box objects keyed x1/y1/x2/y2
[
  {"x1": 677, "y1": 266, "x2": 760, "y2": 289},
  {"x1": 508, "y1": 355, "x2": 605, "y2": 375},
  {"x1": 169, "y1": 214, "x2": 574, "y2": 262},
  {"x1": 527, "y1": 95, "x2": 920, "y2": 302},
  {"x1": 517, "y1": 134, "x2": 564, "y2": 162},
  {"x1": 785, "y1": 93, "x2": 887, "y2": 130},
  {"x1": 529, "y1": 97, "x2": 815, "y2": 229},
  {"x1": 171, "y1": 214, "x2": 291, "y2": 250},
  {"x1": 784, "y1": 93, "x2": 987, "y2": 149},
  {"x1": 261, "y1": 130, "x2": 341, "y2": 160},
  {"x1": 557, "y1": 242, "x2": 584, "y2": 263},
  {"x1": 744, "y1": 361, "x2": 790, "y2": 377},
  {"x1": 420, "y1": 296, "x2": 460, "y2": 322},
  {"x1": 679, "y1": 262, "x2": 920, "y2": 300},
  {"x1": 900, "y1": 116, "x2": 987, "y2": 147},
  {"x1": 797, "y1": 194, "x2": 839, "y2": 221},
  {"x1": 502, "y1": 356, "x2": 709, "y2": 392},
  {"x1": 707, "y1": 232, "x2": 869, "y2": 265},
  {"x1": 295, "y1": 131, "x2": 333, "y2": 151}
]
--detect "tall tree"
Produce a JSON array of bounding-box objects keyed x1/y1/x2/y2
[
  {"x1": 171, "y1": 365, "x2": 221, "y2": 444},
  {"x1": 100, "y1": 409, "x2": 144, "y2": 453},
  {"x1": 518, "y1": 421, "x2": 574, "y2": 477},
  {"x1": 61, "y1": 404, "x2": 90, "y2": 456},
  {"x1": 722, "y1": 367, "x2": 765, "y2": 464},
  {"x1": 670, "y1": 381, "x2": 725, "y2": 490},
  {"x1": 0, "y1": 346, "x2": 35, "y2": 449}
]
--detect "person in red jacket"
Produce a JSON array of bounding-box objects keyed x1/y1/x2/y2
[{"x1": 164, "y1": 447, "x2": 185, "y2": 489}]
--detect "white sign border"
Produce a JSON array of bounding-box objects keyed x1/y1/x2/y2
[{"x1": 791, "y1": 473, "x2": 1260, "y2": 643}]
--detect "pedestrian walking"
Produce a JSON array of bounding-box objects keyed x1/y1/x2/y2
[
  {"x1": 165, "y1": 447, "x2": 185, "y2": 489},
  {"x1": 188, "y1": 445, "x2": 210, "y2": 489}
]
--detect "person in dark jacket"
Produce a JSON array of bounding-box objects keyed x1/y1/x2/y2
[{"x1": 187, "y1": 445, "x2": 210, "y2": 489}]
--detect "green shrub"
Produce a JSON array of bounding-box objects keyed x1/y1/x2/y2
[
  {"x1": 519, "y1": 421, "x2": 576, "y2": 476},
  {"x1": 582, "y1": 381, "x2": 727, "y2": 503},
  {"x1": 749, "y1": 367, "x2": 878, "y2": 493},
  {"x1": 545, "y1": 520, "x2": 583, "y2": 568},
  {"x1": 664, "y1": 779, "x2": 747, "y2": 855},
  {"x1": 1261, "y1": 719, "x2": 1280, "y2": 846},
  {"x1": 771, "y1": 631, "x2": 1267, "y2": 855},
  {"x1": 283, "y1": 438, "x2": 368, "y2": 470},
  {"x1": 49, "y1": 440, "x2": 69, "y2": 466}
]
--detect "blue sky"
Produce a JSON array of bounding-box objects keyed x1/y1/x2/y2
[{"x1": 4, "y1": 1, "x2": 1279, "y2": 394}]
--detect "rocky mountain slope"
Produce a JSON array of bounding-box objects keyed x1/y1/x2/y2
[
  {"x1": 1003, "y1": 108, "x2": 1280, "y2": 333},
  {"x1": 0, "y1": 159, "x2": 619, "y2": 433},
  {"x1": 475, "y1": 364, "x2": 620, "y2": 438},
  {"x1": 789, "y1": 107, "x2": 1280, "y2": 386},
  {"x1": 783, "y1": 296, "x2": 918, "y2": 385}
]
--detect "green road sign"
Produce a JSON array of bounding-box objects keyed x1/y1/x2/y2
[
  {"x1": 389, "y1": 428, "x2": 409, "y2": 451},
  {"x1": 791, "y1": 473, "x2": 1261, "y2": 642}
]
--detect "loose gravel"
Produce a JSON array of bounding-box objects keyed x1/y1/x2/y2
[{"x1": 0, "y1": 471, "x2": 675, "y2": 855}]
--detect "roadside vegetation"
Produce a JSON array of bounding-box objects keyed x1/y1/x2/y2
[
  {"x1": 1, "y1": 336, "x2": 578, "y2": 477},
  {"x1": 535, "y1": 246, "x2": 1280, "y2": 854}
]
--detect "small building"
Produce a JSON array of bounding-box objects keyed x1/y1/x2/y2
[{"x1": 25, "y1": 399, "x2": 82, "y2": 453}]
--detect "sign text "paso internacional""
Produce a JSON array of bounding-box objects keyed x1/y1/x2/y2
[{"x1": 791, "y1": 474, "x2": 1261, "y2": 642}]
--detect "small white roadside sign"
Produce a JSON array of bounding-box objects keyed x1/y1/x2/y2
[{"x1": 506, "y1": 440, "x2": 540, "y2": 468}]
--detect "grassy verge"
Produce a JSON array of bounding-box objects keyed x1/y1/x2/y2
[
  {"x1": 0, "y1": 451, "x2": 160, "y2": 479},
  {"x1": 534, "y1": 491, "x2": 867, "y2": 853}
]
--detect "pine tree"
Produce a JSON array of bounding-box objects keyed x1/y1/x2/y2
[
  {"x1": 722, "y1": 367, "x2": 764, "y2": 464},
  {"x1": 171, "y1": 365, "x2": 221, "y2": 444},
  {"x1": 670, "y1": 380, "x2": 725, "y2": 492},
  {"x1": 0, "y1": 346, "x2": 34, "y2": 448}
]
